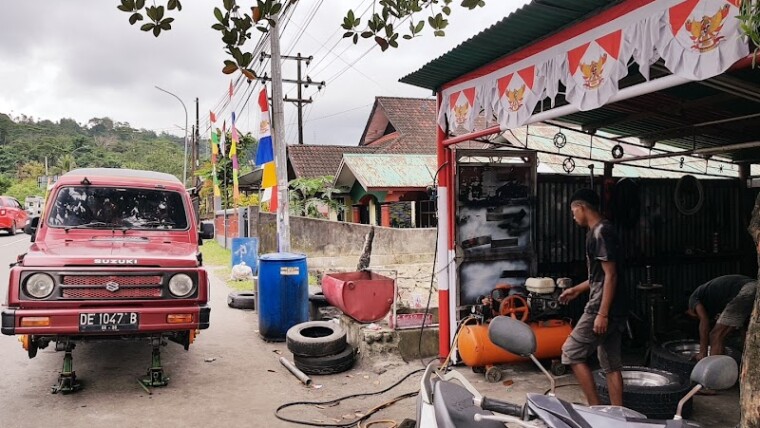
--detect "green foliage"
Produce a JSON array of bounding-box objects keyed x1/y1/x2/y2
[
  {"x1": 5, "y1": 179, "x2": 42, "y2": 201},
  {"x1": 0, "y1": 112, "x2": 186, "y2": 193},
  {"x1": 0, "y1": 175, "x2": 12, "y2": 195},
  {"x1": 288, "y1": 176, "x2": 348, "y2": 218},
  {"x1": 739, "y1": 1, "x2": 760, "y2": 62}
]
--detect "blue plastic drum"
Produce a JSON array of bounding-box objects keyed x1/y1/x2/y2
[{"x1": 257, "y1": 252, "x2": 309, "y2": 341}]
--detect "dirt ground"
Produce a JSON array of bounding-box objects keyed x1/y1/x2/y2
[{"x1": 0, "y1": 234, "x2": 740, "y2": 427}]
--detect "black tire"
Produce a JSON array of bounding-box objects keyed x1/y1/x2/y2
[
  {"x1": 595, "y1": 366, "x2": 693, "y2": 419},
  {"x1": 293, "y1": 345, "x2": 356, "y2": 375},
  {"x1": 286, "y1": 321, "x2": 347, "y2": 357},
  {"x1": 8, "y1": 221, "x2": 16, "y2": 236},
  {"x1": 227, "y1": 291, "x2": 256, "y2": 310},
  {"x1": 651, "y1": 339, "x2": 742, "y2": 381}
]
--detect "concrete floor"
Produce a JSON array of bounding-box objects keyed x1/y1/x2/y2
[{"x1": 0, "y1": 234, "x2": 741, "y2": 427}]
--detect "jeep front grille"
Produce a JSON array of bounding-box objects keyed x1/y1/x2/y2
[{"x1": 60, "y1": 275, "x2": 163, "y2": 300}]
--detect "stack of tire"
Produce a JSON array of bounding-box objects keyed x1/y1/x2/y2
[{"x1": 286, "y1": 321, "x2": 357, "y2": 375}]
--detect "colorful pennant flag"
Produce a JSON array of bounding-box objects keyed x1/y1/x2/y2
[
  {"x1": 255, "y1": 86, "x2": 277, "y2": 213},
  {"x1": 209, "y1": 111, "x2": 221, "y2": 197},
  {"x1": 230, "y1": 111, "x2": 240, "y2": 203}
]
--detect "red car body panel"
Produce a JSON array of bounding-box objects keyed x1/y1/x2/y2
[
  {"x1": 2, "y1": 169, "x2": 211, "y2": 340},
  {"x1": 0, "y1": 196, "x2": 29, "y2": 231}
]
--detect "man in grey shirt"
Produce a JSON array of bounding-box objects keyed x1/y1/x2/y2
[
  {"x1": 560, "y1": 189, "x2": 626, "y2": 406},
  {"x1": 687, "y1": 275, "x2": 757, "y2": 360}
]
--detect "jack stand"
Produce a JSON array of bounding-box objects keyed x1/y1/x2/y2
[
  {"x1": 139, "y1": 338, "x2": 169, "y2": 391},
  {"x1": 52, "y1": 342, "x2": 81, "y2": 394}
]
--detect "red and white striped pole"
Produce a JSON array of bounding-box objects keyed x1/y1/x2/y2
[{"x1": 436, "y1": 92, "x2": 454, "y2": 359}]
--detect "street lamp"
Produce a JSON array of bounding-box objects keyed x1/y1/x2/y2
[{"x1": 155, "y1": 85, "x2": 189, "y2": 186}]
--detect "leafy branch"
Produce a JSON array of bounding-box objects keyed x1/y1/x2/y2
[
  {"x1": 739, "y1": 0, "x2": 760, "y2": 65},
  {"x1": 117, "y1": 0, "x2": 181, "y2": 37}
]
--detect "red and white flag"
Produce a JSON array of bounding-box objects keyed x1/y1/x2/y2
[
  {"x1": 441, "y1": 87, "x2": 478, "y2": 132},
  {"x1": 565, "y1": 30, "x2": 627, "y2": 111},
  {"x1": 495, "y1": 65, "x2": 543, "y2": 129},
  {"x1": 657, "y1": 0, "x2": 747, "y2": 80}
]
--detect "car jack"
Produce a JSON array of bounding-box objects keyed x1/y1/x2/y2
[
  {"x1": 52, "y1": 342, "x2": 81, "y2": 394},
  {"x1": 138, "y1": 338, "x2": 169, "y2": 393}
]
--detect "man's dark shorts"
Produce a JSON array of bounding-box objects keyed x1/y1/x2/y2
[{"x1": 561, "y1": 312, "x2": 625, "y2": 373}]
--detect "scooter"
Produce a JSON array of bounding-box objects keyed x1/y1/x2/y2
[{"x1": 417, "y1": 316, "x2": 739, "y2": 428}]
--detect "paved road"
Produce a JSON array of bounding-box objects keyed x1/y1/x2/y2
[{"x1": 0, "y1": 233, "x2": 420, "y2": 427}]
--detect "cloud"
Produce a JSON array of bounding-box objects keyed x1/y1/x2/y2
[{"x1": 0, "y1": 1, "x2": 530, "y2": 143}]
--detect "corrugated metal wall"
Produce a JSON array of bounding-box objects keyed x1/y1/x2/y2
[{"x1": 535, "y1": 175, "x2": 758, "y2": 317}]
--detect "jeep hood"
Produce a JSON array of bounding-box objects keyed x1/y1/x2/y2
[{"x1": 22, "y1": 238, "x2": 200, "y2": 268}]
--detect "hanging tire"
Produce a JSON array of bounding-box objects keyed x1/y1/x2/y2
[
  {"x1": 293, "y1": 344, "x2": 356, "y2": 375},
  {"x1": 650, "y1": 339, "x2": 742, "y2": 381},
  {"x1": 286, "y1": 321, "x2": 347, "y2": 358},
  {"x1": 595, "y1": 366, "x2": 693, "y2": 419},
  {"x1": 227, "y1": 291, "x2": 256, "y2": 310}
]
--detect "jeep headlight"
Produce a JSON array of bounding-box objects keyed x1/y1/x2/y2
[
  {"x1": 25, "y1": 273, "x2": 55, "y2": 299},
  {"x1": 168, "y1": 274, "x2": 195, "y2": 297}
]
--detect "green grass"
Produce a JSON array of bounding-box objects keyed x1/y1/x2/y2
[
  {"x1": 200, "y1": 239, "x2": 231, "y2": 267},
  {"x1": 201, "y1": 240, "x2": 254, "y2": 292}
]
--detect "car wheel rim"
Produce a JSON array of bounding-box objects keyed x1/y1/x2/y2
[{"x1": 622, "y1": 370, "x2": 674, "y2": 387}]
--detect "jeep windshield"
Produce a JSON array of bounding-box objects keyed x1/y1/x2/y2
[{"x1": 48, "y1": 186, "x2": 188, "y2": 230}]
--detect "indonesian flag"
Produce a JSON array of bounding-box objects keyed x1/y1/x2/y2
[
  {"x1": 255, "y1": 87, "x2": 277, "y2": 213},
  {"x1": 565, "y1": 30, "x2": 628, "y2": 111},
  {"x1": 657, "y1": 0, "x2": 747, "y2": 80},
  {"x1": 495, "y1": 65, "x2": 543, "y2": 130},
  {"x1": 442, "y1": 87, "x2": 478, "y2": 132}
]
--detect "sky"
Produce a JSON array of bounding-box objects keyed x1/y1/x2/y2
[{"x1": 0, "y1": 0, "x2": 531, "y2": 148}]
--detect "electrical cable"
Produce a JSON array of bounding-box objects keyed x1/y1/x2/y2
[
  {"x1": 274, "y1": 368, "x2": 424, "y2": 427},
  {"x1": 417, "y1": 162, "x2": 449, "y2": 368}
]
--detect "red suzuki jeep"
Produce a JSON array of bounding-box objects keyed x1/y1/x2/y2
[{"x1": 1, "y1": 168, "x2": 214, "y2": 393}]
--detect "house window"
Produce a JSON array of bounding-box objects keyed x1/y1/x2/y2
[{"x1": 416, "y1": 200, "x2": 437, "y2": 228}]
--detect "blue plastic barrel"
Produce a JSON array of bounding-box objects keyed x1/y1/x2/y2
[{"x1": 258, "y1": 252, "x2": 309, "y2": 341}]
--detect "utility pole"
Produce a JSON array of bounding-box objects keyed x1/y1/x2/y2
[
  {"x1": 261, "y1": 53, "x2": 324, "y2": 145},
  {"x1": 270, "y1": 16, "x2": 291, "y2": 253},
  {"x1": 190, "y1": 124, "x2": 196, "y2": 182},
  {"x1": 195, "y1": 97, "x2": 200, "y2": 177}
]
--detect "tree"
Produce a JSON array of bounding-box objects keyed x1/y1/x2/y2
[
  {"x1": 117, "y1": 0, "x2": 486, "y2": 74},
  {"x1": 0, "y1": 174, "x2": 12, "y2": 195},
  {"x1": 745, "y1": 197, "x2": 760, "y2": 428},
  {"x1": 54, "y1": 154, "x2": 77, "y2": 174},
  {"x1": 288, "y1": 176, "x2": 347, "y2": 219},
  {"x1": 5, "y1": 179, "x2": 42, "y2": 202},
  {"x1": 17, "y1": 161, "x2": 45, "y2": 180}
]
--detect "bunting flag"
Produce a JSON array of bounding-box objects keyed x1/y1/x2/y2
[
  {"x1": 434, "y1": 0, "x2": 748, "y2": 130},
  {"x1": 209, "y1": 111, "x2": 221, "y2": 197},
  {"x1": 564, "y1": 30, "x2": 628, "y2": 111},
  {"x1": 255, "y1": 86, "x2": 277, "y2": 213},
  {"x1": 494, "y1": 65, "x2": 543, "y2": 129},
  {"x1": 220, "y1": 120, "x2": 227, "y2": 158},
  {"x1": 230, "y1": 111, "x2": 240, "y2": 203}
]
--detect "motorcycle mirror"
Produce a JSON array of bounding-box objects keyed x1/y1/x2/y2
[
  {"x1": 488, "y1": 316, "x2": 536, "y2": 356},
  {"x1": 675, "y1": 355, "x2": 738, "y2": 420},
  {"x1": 690, "y1": 355, "x2": 737, "y2": 390}
]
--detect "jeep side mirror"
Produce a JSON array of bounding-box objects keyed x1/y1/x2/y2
[
  {"x1": 674, "y1": 355, "x2": 738, "y2": 420},
  {"x1": 199, "y1": 221, "x2": 215, "y2": 240},
  {"x1": 25, "y1": 217, "x2": 40, "y2": 241}
]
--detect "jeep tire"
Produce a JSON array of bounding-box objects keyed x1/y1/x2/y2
[
  {"x1": 293, "y1": 345, "x2": 356, "y2": 375},
  {"x1": 286, "y1": 321, "x2": 347, "y2": 358}
]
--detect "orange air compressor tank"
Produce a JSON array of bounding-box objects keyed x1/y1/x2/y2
[{"x1": 457, "y1": 319, "x2": 572, "y2": 367}]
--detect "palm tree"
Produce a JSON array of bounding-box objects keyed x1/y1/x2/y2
[{"x1": 54, "y1": 154, "x2": 77, "y2": 174}]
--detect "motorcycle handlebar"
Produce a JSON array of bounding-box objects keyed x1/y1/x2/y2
[{"x1": 479, "y1": 396, "x2": 524, "y2": 417}]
